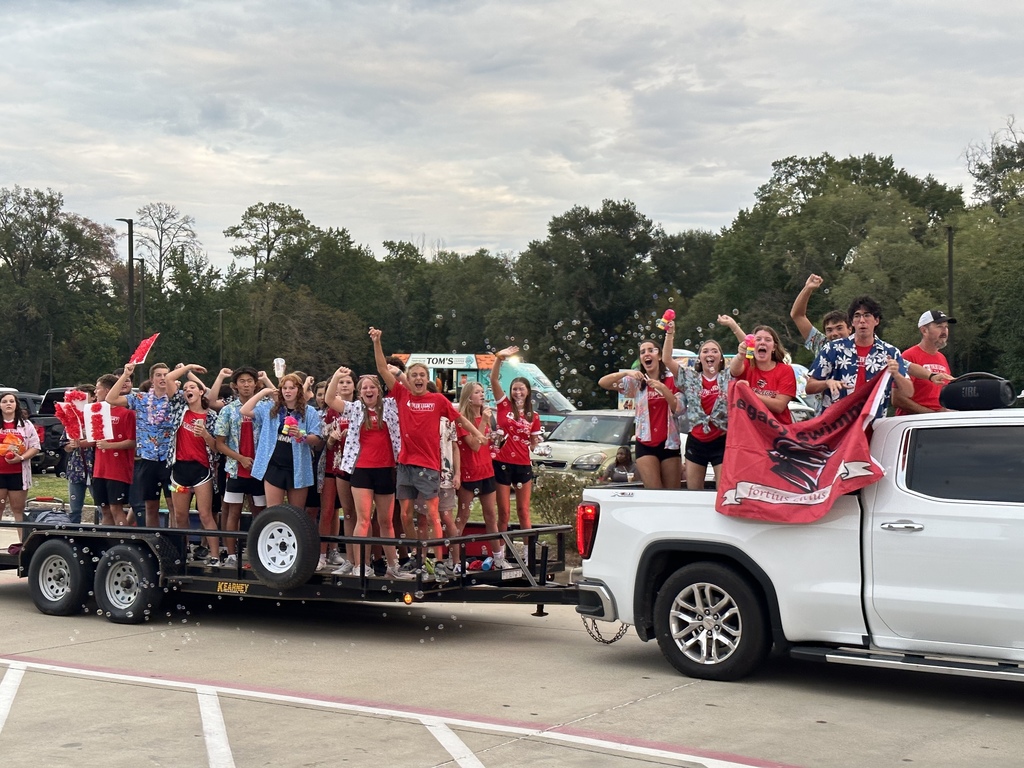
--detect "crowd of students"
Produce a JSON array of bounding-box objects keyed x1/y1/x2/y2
[
  {"x1": 600, "y1": 274, "x2": 957, "y2": 490},
  {"x1": 2, "y1": 330, "x2": 546, "y2": 576}
]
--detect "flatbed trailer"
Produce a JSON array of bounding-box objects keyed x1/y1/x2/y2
[{"x1": 0, "y1": 504, "x2": 578, "y2": 624}]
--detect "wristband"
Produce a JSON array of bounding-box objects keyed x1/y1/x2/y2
[{"x1": 928, "y1": 373, "x2": 938, "y2": 382}]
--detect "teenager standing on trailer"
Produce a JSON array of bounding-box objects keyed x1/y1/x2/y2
[
  {"x1": 598, "y1": 340, "x2": 681, "y2": 489},
  {"x1": 318, "y1": 371, "x2": 356, "y2": 571},
  {"x1": 165, "y1": 370, "x2": 222, "y2": 564},
  {"x1": 371, "y1": 328, "x2": 487, "y2": 570},
  {"x1": 325, "y1": 366, "x2": 406, "y2": 579},
  {"x1": 0, "y1": 392, "x2": 41, "y2": 545},
  {"x1": 214, "y1": 367, "x2": 270, "y2": 567},
  {"x1": 61, "y1": 384, "x2": 96, "y2": 524},
  {"x1": 455, "y1": 381, "x2": 499, "y2": 570},
  {"x1": 490, "y1": 346, "x2": 543, "y2": 560},
  {"x1": 90, "y1": 374, "x2": 137, "y2": 526},
  {"x1": 241, "y1": 372, "x2": 323, "y2": 511},
  {"x1": 729, "y1": 326, "x2": 797, "y2": 425}
]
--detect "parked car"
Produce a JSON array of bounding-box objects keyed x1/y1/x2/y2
[
  {"x1": 532, "y1": 410, "x2": 635, "y2": 478},
  {"x1": 34, "y1": 387, "x2": 81, "y2": 474}
]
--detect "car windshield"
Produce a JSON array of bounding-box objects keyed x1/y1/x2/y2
[{"x1": 546, "y1": 414, "x2": 633, "y2": 444}]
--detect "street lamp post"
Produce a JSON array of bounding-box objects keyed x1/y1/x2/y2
[
  {"x1": 115, "y1": 218, "x2": 135, "y2": 365},
  {"x1": 215, "y1": 309, "x2": 224, "y2": 369},
  {"x1": 946, "y1": 226, "x2": 954, "y2": 364}
]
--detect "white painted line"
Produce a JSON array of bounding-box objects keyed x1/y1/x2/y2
[
  {"x1": 0, "y1": 658, "x2": 780, "y2": 768},
  {"x1": 422, "y1": 720, "x2": 487, "y2": 768},
  {"x1": 0, "y1": 663, "x2": 25, "y2": 735},
  {"x1": 197, "y1": 686, "x2": 236, "y2": 768}
]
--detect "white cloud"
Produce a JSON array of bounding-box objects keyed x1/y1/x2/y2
[{"x1": 1, "y1": 0, "x2": 1021, "y2": 270}]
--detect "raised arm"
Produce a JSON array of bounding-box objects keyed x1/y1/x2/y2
[
  {"x1": 324, "y1": 366, "x2": 354, "y2": 415},
  {"x1": 490, "y1": 345, "x2": 517, "y2": 401},
  {"x1": 661, "y1": 322, "x2": 680, "y2": 377},
  {"x1": 790, "y1": 274, "x2": 822, "y2": 342},
  {"x1": 208, "y1": 368, "x2": 233, "y2": 410},
  {"x1": 106, "y1": 362, "x2": 136, "y2": 407},
  {"x1": 598, "y1": 369, "x2": 642, "y2": 391},
  {"x1": 717, "y1": 314, "x2": 747, "y2": 344},
  {"x1": 240, "y1": 387, "x2": 276, "y2": 418},
  {"x1": 166, "y1": 363, "x2": 206, "y2": 395},
  {"x1": 728, "y1": 339, "x2": 748, "y2": 378},
  {"x1": 370, "y1": 327, "x2": 396, "y2": 391}
]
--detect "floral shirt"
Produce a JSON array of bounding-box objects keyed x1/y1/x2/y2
[
  {"x1": 214, "y1": 397, "x2": 252, "y2": 479},
  {"x1": 676, "y1": 367, "x2": 729, "y2": 436},
  {"x1": 125, "y1": 391, "x2": 175, "y2": 461},
  {"x1": 60, "y1": 431, "x2": 94, "y2": 484},
  {"x1": 809, "y1": 335, "x2": 907, "y2": 417},
  {"x1": 336, "y1": 398, "x2": 402, "y2": 475}
]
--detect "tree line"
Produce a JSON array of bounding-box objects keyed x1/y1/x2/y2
[{"x1": 3, "y1": 122, "x2": 1023, "y2": 405}]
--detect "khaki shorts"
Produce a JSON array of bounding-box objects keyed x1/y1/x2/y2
[{"x1": 395, "y1": 463, "x2": 440, "y2": 500}]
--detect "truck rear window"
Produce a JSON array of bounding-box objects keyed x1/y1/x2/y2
[{"x1": 905, "y1": 425, "x2": 1024, "y2": 503}]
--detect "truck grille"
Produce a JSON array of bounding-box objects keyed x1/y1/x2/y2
[{"x1": 534, "y1": 459, "x2": 567, "y2": 470}]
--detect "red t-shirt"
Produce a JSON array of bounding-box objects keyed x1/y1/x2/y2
[
  {"x1": 392, "y1": 382, "x2": 461, "y2": 470},
  {"x1": 0, "y1": 421, "x2": 24, "y2": 475},
  {"x1": 237, "y1": 417, "x2": 255, "y2": 478},
  {"x1": 176, "y1": 410, "x2": 210, "y2": 466},
  {"x1": 739, "y1": 361, "x2": 796, "y2": 425},
  {"x1": 691, "y1": 374, "x2": 725, "y2": 443},
  {"x1": 94, "y1": 407, "x2": 136, "y2": 484},
  {"x1": 896, "y1": 345, "x2": 951, "y2": 414},
  {"x1": 458, "y1": 415, "x2": 494, "y2": 483},
  {"x1": 638, "y1": 374, "x2": 679, "y2": 447},
  {"x1": 493, "y1": 396, "x2": 542, "y2": 465},
  {"x1": 854, "y1": 344, "x2": 873, "y2": 392},
  {"x1": 355, "y1": 409, "x2": 394, "y2": 469}
]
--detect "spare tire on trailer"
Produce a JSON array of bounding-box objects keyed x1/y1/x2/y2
[{"x1": 247, "y1": 504, "x2": 320, "y2": 589}]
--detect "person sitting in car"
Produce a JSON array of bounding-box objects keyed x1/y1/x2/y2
[{"x1": 600, "y1": 447, "x2": 636, "y2": 483}]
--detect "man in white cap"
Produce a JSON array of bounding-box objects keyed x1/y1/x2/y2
[{"x1": 893, "y1": 309, "x2": 957, "y2": 415}]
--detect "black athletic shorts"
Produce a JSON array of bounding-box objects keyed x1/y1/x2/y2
[
  {"x1": 93, "y1": 477, "x2": 130, "y2": 506},
  {"x1": 350, "y1": 466, "x2": 396, "y2": 495},
  {"x1": 492, "y1": 460, "x2": 533, "y2": 487},
  {"x1": 635, "y1": 441, "x2": 682, "y2": 463},
  {"x1": 460, "y1": 477, "x2": 497, "y2": 497},
  {"x1": 170, "y1": 460, "x2": 213, "y2": 489},
  {"x1": 684, "y1": 433, "x2": 727, "y2": 468},
  {"x1": 263, "y1": 440, "x2": 296, "y2": 490},
  {"x1": 135, "y1": 458, "x2": 172, "y2": 501},
  {"x1": 0, "y1": 472, "x2": 25, "y2": 492}
]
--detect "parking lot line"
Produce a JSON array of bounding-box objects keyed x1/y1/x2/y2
[
  {"x1": 0, "y1": 663, "x2": 25, "y2": 735},
  {"x1": 197, "y1": 686, "x2": 236, "y2": 768}
]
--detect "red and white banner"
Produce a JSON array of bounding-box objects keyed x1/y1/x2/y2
[
  {"x1": 55, "y1": 395, "x2": 114, "y2": 443},
  {"x1": 715, "y1": 373, "x2": 889, "y2": 523},
  {"x1": 129, "y1": 332, "x2": 161, "y2": 365},
  {"x1": 84, "y1": 401, "x2": 114, "y2": 442}
]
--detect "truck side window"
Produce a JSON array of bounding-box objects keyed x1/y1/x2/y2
[{"x1": 905, "y1": 426, "x2": 1024, "y2": 503}]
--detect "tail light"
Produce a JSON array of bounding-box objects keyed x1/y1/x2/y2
[{"x1": 576, "y1": 502, "x2": 599, "y2": 559}]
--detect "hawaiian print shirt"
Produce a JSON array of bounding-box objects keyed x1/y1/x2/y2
[
  {"x1": 125, "y1": 391, "x2": 175, "y2": 461},
  {"x1": 809, "y1": 335, "x2": 907, "y2": 417}
]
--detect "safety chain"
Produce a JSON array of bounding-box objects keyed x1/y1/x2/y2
[{"x1": 582, "y1": 616, "x2": 631, "y2": 644}]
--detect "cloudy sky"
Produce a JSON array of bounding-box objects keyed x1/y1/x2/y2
[{"x1": 2, "y1": 1, "x2": 1021, "y2": 269}]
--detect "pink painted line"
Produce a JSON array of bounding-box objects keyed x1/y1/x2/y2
[{"x1": 2, "y1": 653, "x2": 798, "y2": 768}]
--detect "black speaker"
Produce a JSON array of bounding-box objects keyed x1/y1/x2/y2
[{"x1": 939, "y1": 372, "x2": 1015, "y2": 411}]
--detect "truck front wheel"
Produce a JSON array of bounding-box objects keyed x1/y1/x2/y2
[{"x1": 654, "y1": 562, "x2": 769, "y2": 681}]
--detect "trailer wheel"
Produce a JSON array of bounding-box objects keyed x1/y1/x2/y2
[
  {"x1": 653, "y1": 562, "x2": 769, "y2": 681},
  {"x1": 28, "y1": 538, "x2": 94, "y2": 616},
  {"x1": 94, "y1": 544, "x2": 162, "y2": 624},
  {"x1": 247, "y1": 504, "x2": 319, "y2": 590}
]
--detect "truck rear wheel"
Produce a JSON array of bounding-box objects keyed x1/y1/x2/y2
[
  {"x1": 654, "y1": 562, "x2": 768, "y2": 681},
  {"x1": 247, "y1": 504, "x2": 319, "y2": 590},
  {"x1": 28, "y1": 539, "x2": 93, "y2": 616},
  {"x1": 94, "y1": 544, "x2": 162, "y2": 624}
]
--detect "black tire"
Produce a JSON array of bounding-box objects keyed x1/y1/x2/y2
[
  {"x1": 27, "y1": 538, "x2": 94, "y2": 616},
  {"x1": 94, "y1": 544, "x2": 162, "y2": 624},
  {"x1": 246, "y1": 504, "x2": 320, "y2": 589},
  {"x1": 653, "y1": 562, "x2": 769, "y2": 681}
]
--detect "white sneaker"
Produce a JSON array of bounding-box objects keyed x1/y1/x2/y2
[
  {"x1": 327, "y1": 549, "x2": 346, "y2": 566},
  {"x1": 386, "y1": 564, "x2": 416, "y2": 581},
  {"x1": 492, "y1": 555, "x2": 509, "y2": 569},
  {"x1": 224, "y1": 554, "x2": 238, "y2": 567},
  {"x1": 332, "y1": 561, "x2": 354, "y2": 576},
  {"x1": 317, "y1": 554, "x2": 328, "y2": 571}
]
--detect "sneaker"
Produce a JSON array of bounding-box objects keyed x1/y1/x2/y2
[
  {"x1": 224, "y1": 554, "x2": 238, "y2": 567},
  {"x1": 386, "y1": 564, "x2": 416, "y2": 581},
  {"x1": 492, "y1": 555, "x2": 510, "y2": 570},
  {"x1": 327, "y1": 548, "x2": 346, "y2": 566},
  {"x1": 331, "y1": 561, "x2": 354, "y2": 576},
  {"x1": 317, "y1": 554, "x2": 328, "y2": 571},
  {"x1": 205, "y1": 556, "x2": 221, "y2": 567},
  {"x1": 432, "y1": 561, "x2": 451, "y2": 583},
  {"x1": 398, "y1": 559, "x2": 417, "y2": 574},
  {"x1": 193, "y1": 545, "x2": 210, "y2": 561}
]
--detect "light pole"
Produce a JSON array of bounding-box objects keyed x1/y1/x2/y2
[
  {"x1": 946, "y1": 226, "x2": 954, "y2": 364},
  {"x1": 47, "y1": 331, "x2": 53, "y2": 389},
  {"x1": 139, "y1": 259, "x2": 145, "y2": 337},
  {"x1": 215, "y1": 309, "x2": 225, "y2": 369},
  {"x1": 115, "y1": 217, "x2": 135, "y2": 364}
]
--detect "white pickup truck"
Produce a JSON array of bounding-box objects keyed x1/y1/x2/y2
[{"x1": 575, "y1": 407, "x2": 1024, "y2": 681}]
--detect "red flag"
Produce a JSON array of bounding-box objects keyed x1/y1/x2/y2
[
  {"x1": 715, "y1": 372, "x2": 889, "y2": 523},
  {"x1": 129, "y1": 332, "x2": 161, "y2": 365}
]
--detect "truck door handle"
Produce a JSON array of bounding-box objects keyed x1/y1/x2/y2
[{"x1": 880, "y1": 521, "x2": 924, "y2": 532}]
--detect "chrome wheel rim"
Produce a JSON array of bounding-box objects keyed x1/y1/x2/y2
[
  {"x1": 668, "y1": 582, "x2": 742, "y2": 665},
  {"x1": 105, "y1": 561, "x2": 141, "y2": 608},
  {"x1": 38, "y1": 553, "x2": 72, "y2": 601}
]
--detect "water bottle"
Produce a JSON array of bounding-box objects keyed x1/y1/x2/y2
[{"x1": 482, "y1": 557, "x2": 493, "y2": 571}]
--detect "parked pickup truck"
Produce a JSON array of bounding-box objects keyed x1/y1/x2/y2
[{"x1": 575, "y1": 407, "x2": 1024, "y2": 682}]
